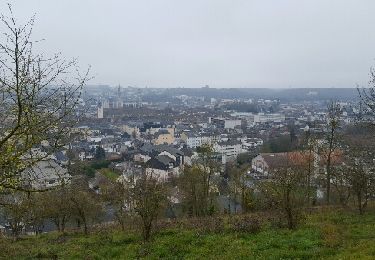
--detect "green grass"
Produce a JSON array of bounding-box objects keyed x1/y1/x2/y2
[
  {"x1": 99, "y1": 168, "x2": 120, "y2": 181},
  {"x1": 1, "y1": 210, "x2": 375, "y2": 259}
]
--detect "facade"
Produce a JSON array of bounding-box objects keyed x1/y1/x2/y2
[
  {"x1": 122, "y1": 124, "x2": 141, "y2": 138},
  {"x1": 210, "y1": 117, "x2": 242, "y2": 129},
  {"x1": 152, "y1": 129, "x2": 175, "y2": 145},
  {"x1": 214, "y1": 139, "x2": 243, "y2": 164},
  {"x1": 145, "y1": 148, "x2": 184, "y2": 181},
  {"x1": 181, "y1": 131, "x2": 222, "y2": 148},
  {"x1": 253, "y1": 113, "x2": 285, "y2": 124},
  {"x1": 181, "y1": 132, "x2": 205, "y2": 148},
  {"x1": 241, "y1": 138, "x2": 264, "y2": 150}
]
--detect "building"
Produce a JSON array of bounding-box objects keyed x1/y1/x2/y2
[
  {"x1": 97, "y1": 105, "x2": 104, "y2": 118},
  {"x1": 180, "y1": 132, "x2": 205, "y2": 148},
  {"x1": 253, "y1": 113, "x2": 285, "y2": 124},
  {"x1": 180, "y1": 131, "x2": 222, "y2": 149},
  {"x1": 214, "y1": 139, "x2": 243, "y2": 164},
  {"x1": 209, "y1": 117, "x2": 242, "y2": 129},
  {"x1": 241, "y1": 138, "x2": 264, "y2": 150},
  {"x1": 143, "y1": 145, "x2": 185, "y2": 180},
  {"x1": 153, "y1": 129, "x2": 175, "y2": 145}
]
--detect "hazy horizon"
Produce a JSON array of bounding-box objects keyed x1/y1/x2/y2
[
  {"x1": 4, "y1": 0, "x2": 375, "y2": 88},
  {"x1": 86, "y1": 85, "x2": 361, "y2": 89}
]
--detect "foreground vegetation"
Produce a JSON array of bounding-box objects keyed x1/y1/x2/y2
[{"x1": 1, "y1": 208, "x2": 375, "y2": 259}]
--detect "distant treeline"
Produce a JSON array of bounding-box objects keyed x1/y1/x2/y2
[{"x1": 222, "y1": 103, "x2": 259, "y2": 113}]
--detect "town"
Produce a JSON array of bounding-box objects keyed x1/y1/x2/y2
[
  {"x1": 6, "y1": 86, "x2": 365, "y2": 221},
  {"x1": 1, "y1": 1, "x2": 375, "y2": 259}
]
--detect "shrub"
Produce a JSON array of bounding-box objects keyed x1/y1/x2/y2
[
  {"x1": 266, "y1": 209, "x2": 306, "y2": 229},
  {"x1": 230, "y1": 215, "x2": 261, "y2": 234},
  {"x1": 175, "y1": 216, "x2": 225, "y2": 234},
  {"x1": 201, "y1": 216, "x2": 225, "y2": 234}
]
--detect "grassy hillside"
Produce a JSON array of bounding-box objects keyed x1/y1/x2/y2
[{"x1": 1, "y1": 209, "x2": 375, "y2": 259}]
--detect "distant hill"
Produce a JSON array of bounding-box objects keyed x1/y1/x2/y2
[{"x1": 163, "y1": 88, "x2": 359, "y2": 102}]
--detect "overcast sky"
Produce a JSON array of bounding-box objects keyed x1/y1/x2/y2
[{"x1": 2, "y1": 0, "x2": 375, "y2": 88}]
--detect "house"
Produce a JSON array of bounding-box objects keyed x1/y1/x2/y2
[
  {"x1": 252, "y1": 153, "x2": 287, "y2": 176},
  {"x1": 251, "y1": 150, "x2": 344, "y2": 177},
  {"x1": 153, "y1": 129, "x2": 175, "y2": 145},
  {"x1": 145, "y1": 155, "x2": 181, "y2": 180},
  {"x1": 251, "y1": 152, "x2": 311, "y2": 177},
  {"x1": 251, "y1": 150, "x2": 345, "y2": 201},
  {"x1": 139, "y1": 144, "x2": 186, "y2": 180}
]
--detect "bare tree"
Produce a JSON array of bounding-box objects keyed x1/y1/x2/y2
[
  {"x1": 331, "y1": 165, "x2": 351, "y2": 206},
  {"x1": 0, "y1": 193, "x2": 28, "y2": 239},
  {"x1": 101, "y1": 179, "x2": 135, "y2": 232},
  {"x1": 43, "y1": 186, "x2": 72, "y2": 233},
  {"x1": 69, "y1": 180, "x2": 103, "y2": 235},
  {"x1": 228, "y1": 164, "x2": 252, "y2": 213},
  {"x1": 0, "y1": 5, "x2": 89, "y2": 191},
  {"x1": 347, "y1": 158, "x2": 374, "y2": 215},
  {"x1": 358, "y1": 67, "x2": 375, "y2": 123},
  {"x1": 132, "y1": 171, "x2": 167, "y2": 242},
  {"x1": 342, "y1": 128, "x2": 375, "y2": 214},
  {"x1": 302, "y1": 129, "x2": 318, "y2": 205},
  {"x1": 323, "y1": 101, "x2": 341, "y2": 204},
  {"x1": 260, "y1": 152, "x2": 308, "y2": 229},
  {"x1": 195, "y1": 144, "x2": 220, "y2": 215},
  {"x1": 178, "y1": 165, "x2": 208, "y2": 217}
]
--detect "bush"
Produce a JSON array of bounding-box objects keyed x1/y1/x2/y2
[
  {"x1": 230, "y1": 215, "x2": 261, "y2": 234},
  {"x1": 267, "y1": 210, "x2": 306, "y2": 229},
  {"x1": 174, "y1": 216, "x2": 225, "y2": 234},
  {"x1": 200, "y1": 216, "x2": 225, "y2": 234}
]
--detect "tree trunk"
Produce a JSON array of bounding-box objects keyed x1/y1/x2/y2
[
  {"x1": 61, "y1": 216, "x2": 66, "y2": 232},
  {"x1": 143, "y1": 222, "x2": 152, "y2": 242},
  {"x1": 285, "y1": 189, "x2": 294, "y2": 230},
  {"x1": 326, "y1": 161, "x2": 331, "y2": 205}
]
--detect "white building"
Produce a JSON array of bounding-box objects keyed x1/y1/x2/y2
[
  {"x1": 209, "y1": 117, "x2": 242, "y2": 129},
  {"x1": 241, "y1": 138, "x2": 263, "y2": 150},
  {"x1": 181, "y1": 132, "x2": 221, "y2": 148},
  {"x1": 97, "y1": 105, "x2": 104, "y2": 119},
  {"x1": 214, "y1": 140, "x2": 243, "y2": 164},
  {"x1": 253, "y1": 113, "x2": 285, "y2": 124}
]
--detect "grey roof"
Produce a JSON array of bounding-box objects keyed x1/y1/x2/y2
[
  {"x1": 217, "y1": 139, "x2": 242, "y2": 146},
  {"x1": 155, "y1": 155, "x2": 175, "y2": 165},
  {"x1": 181, "y1": 146, "x2": 194, "y2": 157},
  {"x1": 22, "y1": 160, "x2": 70, "y2": 185},
  {"x1": 155, "y1": 129, "x2": 170, "y2": 135},
  {"x1": 54, "y1": 151, "x2": 68, "y2": 162},
  {"x1": 155, "y1": 145, "x2": 184, "y2": 157},
  {"x1": 140, "y1": 143, "x2": 184, "y2": 157}
]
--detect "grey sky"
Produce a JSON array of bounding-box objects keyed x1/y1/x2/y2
[{"x1": 3, "y1": 0, "x2": 375, "y2": 88}]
